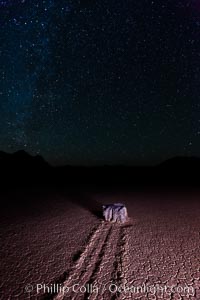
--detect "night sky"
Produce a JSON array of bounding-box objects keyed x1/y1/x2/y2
[{"x1": 1, "y1": 0, "x2": 200, "y2": 165}]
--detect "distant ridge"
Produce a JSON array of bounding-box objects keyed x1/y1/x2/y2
[
  {"x1": 0, "y1": 150, "x2": 200, "y2": 168},
  {"x1": 0, "y1": 151, "x2": 199, "y2": 187},
  {"x1": 0, "y1": 150, "x2": 49, "y2": 169},
  {"x1": 158, "y1": 156, "x2": 200, "y2": 168}
]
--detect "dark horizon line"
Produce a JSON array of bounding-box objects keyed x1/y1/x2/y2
[{"x1": 0, "y1": 149, "x2": 199, "y2": 168}]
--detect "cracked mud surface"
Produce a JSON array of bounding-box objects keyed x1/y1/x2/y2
[{"x1": 0, "y1": 190, "x2": 200, "y2": 299}]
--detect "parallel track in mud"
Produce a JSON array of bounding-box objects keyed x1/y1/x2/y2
[{"x1": 53, "y1": 221, "x2": 132, "y2": 300}]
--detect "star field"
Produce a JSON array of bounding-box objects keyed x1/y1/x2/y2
[{"x1": 1, "y1": 0, "x2": 200, "y2": 165}]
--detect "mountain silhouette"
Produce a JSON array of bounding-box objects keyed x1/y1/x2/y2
[
  {"x1": 0, "y1": 150, "x2": 49, "y2": 170},
  {"x1": 0, "y1": 151, "x2": 199, "y2": 187},
  {"x1": 158, "y1": 156, "x2": 200, "y2": 169}
]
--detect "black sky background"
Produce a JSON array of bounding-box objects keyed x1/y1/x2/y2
[{"x1": 1, "y1": 0, "x2": 200, "y2": 165}]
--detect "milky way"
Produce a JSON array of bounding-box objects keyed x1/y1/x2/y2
[{"x1": 1, "y1": 0, "x2": 200, "y2": 165}]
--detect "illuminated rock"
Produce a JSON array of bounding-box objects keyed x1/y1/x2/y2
[{"x1": 102, "y1": 203, "x2": 128, "y2": 223}]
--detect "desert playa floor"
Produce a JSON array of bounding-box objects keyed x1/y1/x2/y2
[{"x1": 0, "y1": 188, "x2": 200, "y2": 300}]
